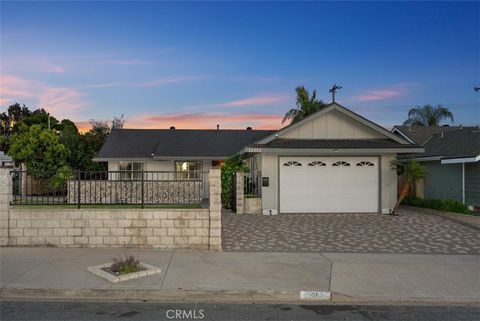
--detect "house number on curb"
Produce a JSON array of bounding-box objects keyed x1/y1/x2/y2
[{"x1": 299, "y1": 290, "x2": 331, "y2": 300}]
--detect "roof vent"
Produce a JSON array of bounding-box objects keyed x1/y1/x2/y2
[
  {"x1": 170, "y1": 126, "x2": 175, "y2": 130},
  {"x1": 246, "y1": 126, "x2": 252, "y2": 130},
  {"x1": 440, "y1": 131, "x2": 444, "y2": 138}
]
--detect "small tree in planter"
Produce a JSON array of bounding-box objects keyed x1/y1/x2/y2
[
  {"x1": 221, "y1": 155, "x2": 249, "y2": 209},
  {"x1": 390, "y1": 159, "x2": 427, "y2": 215}
]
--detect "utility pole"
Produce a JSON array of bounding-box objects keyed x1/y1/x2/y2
[
  {"x1": 329, "y1": 84, "x2": 342, "y2": 103},
  {"x1": 47, "y1": 113, "x2": 50, "y2": 129}
]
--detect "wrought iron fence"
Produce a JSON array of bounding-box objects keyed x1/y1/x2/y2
[
  {"x1": 11, "y1": 170, "x2": 208, "y2": 207},
  {"x1": 244, "y1": 170, "x2": 261, "y2": 197}
]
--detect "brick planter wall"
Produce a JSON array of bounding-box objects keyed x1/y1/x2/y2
[
  {"x1": 244, "y1": 197, "x2": 262, "y2": 215},
  {"x1": 7, "y1": 208, "x2": 211, "y2": 249},
  {"x1": 0, "y1": 168, "x2": 222, "y2": 251}
]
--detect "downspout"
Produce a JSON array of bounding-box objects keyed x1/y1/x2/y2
[{"x1": 462, "y1": 163, "x2": 465, "y2": 205}]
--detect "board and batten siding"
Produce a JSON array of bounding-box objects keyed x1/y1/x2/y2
[
  {"x1": 465, "y1": 162, "x2": 480, "y2": 207},
  {"x1": 423, "y1": 161, "x2": 463, "y2": 203},
  {"x1": 279, "y1": 110, "x2": 385, "y2": 139}
]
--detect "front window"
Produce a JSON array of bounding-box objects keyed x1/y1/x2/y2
[
  {"x1": 175, "y1": 161, "x2": 202, "y2": 180},
  {"x1": 119, "y1": 162, "x2": 144, "y2": 180}
]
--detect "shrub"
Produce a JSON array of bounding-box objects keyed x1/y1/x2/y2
[
  {"x1": 110, "y1": 255, "x2": 140, "y2": 274},
  {"x1": 221, "y1": 155, "x2": 249, "y2": 209},
  {"x1": 402, "y1": 196, "x2": 471, "y2": 215}
]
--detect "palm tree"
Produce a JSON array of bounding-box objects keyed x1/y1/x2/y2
[
  {"x1": 403, "y1": 104, "x2": 453, "y2": 126},
  {"x1": 390, "y1": 159, "x2": 427, "y2": 214},
  {"x1": 282, "y1": 86, "x2": 326, "y2": 124}
]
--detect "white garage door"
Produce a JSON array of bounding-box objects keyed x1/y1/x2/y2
[{"x1": 279, "y1": 157, "x2": 379, "y2": 213}]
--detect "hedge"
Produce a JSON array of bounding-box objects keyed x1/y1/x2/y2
[{"x1": 401, "y1": 196, "x2": 472, "y2": 215}]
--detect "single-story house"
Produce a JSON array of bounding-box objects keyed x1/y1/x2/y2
[
  {"x1": 95, "y1": 102, "x2": 423, "y2": 214},
  {"x1": 392, "y1": 125, "x2": 480, "y2": 209}
]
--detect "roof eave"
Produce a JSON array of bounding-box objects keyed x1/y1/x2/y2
[{"x1": 242, "y1": 147, "x2": 425, "y2": 154}]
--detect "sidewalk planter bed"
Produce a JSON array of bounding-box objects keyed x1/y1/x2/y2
[
  {"x1": 401, "y1": 196, "x2": 473, "y2": 215},
  {"x1": 87, "y1": 261, "x2": 161, "y2": 283}
]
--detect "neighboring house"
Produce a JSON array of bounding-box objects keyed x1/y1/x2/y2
[
  {"x1": 392, "y1": 125, "x2": 480, "y2": 209},
  {"x1": 95, "y1": 102, "x2": 423, "y2": 214},
  {"x1": 0, "y1": 151, "x2": 13, "y2": 167}
]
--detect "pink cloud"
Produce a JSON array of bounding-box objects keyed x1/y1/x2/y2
[
  {"x1": 351, "y1": 83, "x2": 418, "y2": 102},
  {"x1": 75, "y1": 112, "x2": 283, "y2": 132},
  {"x1": 218, "y1": 94, "x2": 291, "y2": 107},
  {"x1": 0, "y1": 74, "x2": 88, "y2": 119},
  {"x1": 2, "y1": 56, "x2": 65, "y2": 74},
  {"x1": 354, "y1": 89, "x2": 403, "y2": 102}
]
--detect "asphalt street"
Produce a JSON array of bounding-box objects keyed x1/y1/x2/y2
[{"x1": 1, "y1": 300, "x2": 479, "y2": 321}]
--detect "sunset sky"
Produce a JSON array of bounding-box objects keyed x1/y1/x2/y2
[{"x1": 1, "y1": 1, "x2": 479, "y2": 132}]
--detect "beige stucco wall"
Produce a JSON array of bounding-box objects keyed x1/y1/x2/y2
[
  {"x1": 380, "y1": 154, "x2": 397, "y2": 213},
  {"x1": 280, "y1": 110, "x2": 384, "y2": 139},
  {"x1": 260, "y1": 152, "x2": 279, "y2": 215}
]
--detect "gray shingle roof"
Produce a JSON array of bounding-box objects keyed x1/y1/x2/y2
[
  {"x1": 251, "y1": 138, "x2": 419, "y2": 149},
  {"x1": 394, "y1": 125, "x2": 466, "y2": 145},
  {"x1": 416, "y1": 127, "x2": 480, "y2": 159},
  {"x1": 94, "y1": 129, "x2": 275, "y2": 159}
]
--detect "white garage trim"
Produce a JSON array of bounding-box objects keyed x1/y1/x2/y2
[{"x1": 278, "y1": 156, "x2": 381, "y2": 213}]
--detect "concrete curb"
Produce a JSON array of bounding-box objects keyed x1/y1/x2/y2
[
  {"x1": 0, "y1": 288, "x2": 322, "y2": 303},
  {"x1": 331, "y1": 292, "x2": 480, "y2": 305},
  {"x1": 1, "y1": 288, "x2": 478, "y2": 305}
]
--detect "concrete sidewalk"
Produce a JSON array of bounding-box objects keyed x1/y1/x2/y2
[{"x1": 0, "y1": 248, "x2": 479, "y2": 303}]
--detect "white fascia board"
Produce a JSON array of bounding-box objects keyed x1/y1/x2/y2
[
  {"x1": 93, "y1": 157, "x2": 153, "y2": 162},
  {"x1": 391, "y1": 127, "x2": 416, "y2": 144},
  {"x1": 441, "y1": 155, "x2": 480, "y2": 164},
  {"x1": 414, "y1": 156, "x2": 443, "y2": 162},
  {"x1": 248, "y1": 147, "x2": 425, "y2": 154},
  {"x1": 152, "y1": 156, "x2": 227, "y2": 160}
]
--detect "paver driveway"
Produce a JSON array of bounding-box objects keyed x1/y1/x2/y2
[{"x1": 221, "y1": 208, "x2": 480, "y2": 254}]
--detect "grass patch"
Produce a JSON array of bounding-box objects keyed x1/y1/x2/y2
[
  {"x1": 11, "y1": 204, "x2": 201, "y2": 209},
  {"x1": 402, "y1": 196, "x2": 475, "y2": 215}
]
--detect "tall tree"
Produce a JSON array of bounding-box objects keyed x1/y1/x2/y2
[
  {"x1": 80, "y1": 119, "x2": 111, "y2": 171},
  {"x1": 282, "y1": 86, "x2": 327, "y2": 124},
  {"x1": 403, "y1": 104, "x2": 454, "y2": 126},
  {"x1": 0, "y1": 103, "x2": 32, "y2": 135},
  {"x1": 111, "y1": 114, "x2": 125, "y2": 130},
  {"x1": 8, "y1": 124, "x2": 68, "y2": 173}
]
